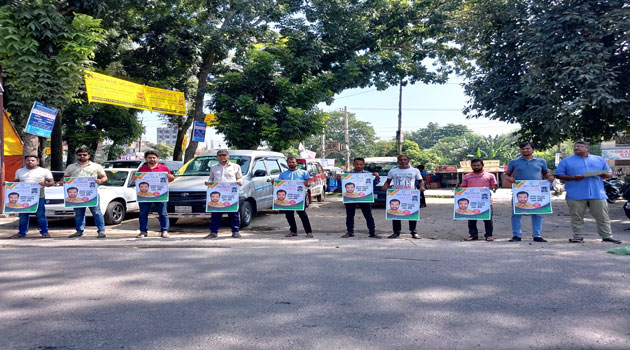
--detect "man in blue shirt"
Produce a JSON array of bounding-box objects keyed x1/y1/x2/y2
[
  {"x1": 555, "y1": 141, "x2": 621, "y2": 244},
  {"x1": 504, "y1": 141, "x2": 554, "y2": 242},
  {"x1": 278, "y1": 157, "x2": 313, "y2": 238}
]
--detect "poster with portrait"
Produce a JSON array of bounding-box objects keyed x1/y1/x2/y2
[
  {"x1": 63, "y1": 177, "x2": 98, "y2": 208},
  {"x1": 341, "y1": 173, "x2": 374, "y2": 203},
  {"x1": 512, "y1": 180, "x2": 552, "y2": 214},
  {"x1": 453, "y1": 187, "x2": 492, "y2": 220},
  {"x1": 386, "y1": 189, "x2": 420, "y2": 221},
  {"x1": 135, "y1": 172, "x2": 169, "y2": 202},
  {"x1": 206, "y1": 182, "x2": 239, "y2": 212},
  {"x1": 273, "y1": 180, "x2": 306, "y2": 211},
  {"x1": 4, "y1": 182, "x2": 40, "y2": 213}
]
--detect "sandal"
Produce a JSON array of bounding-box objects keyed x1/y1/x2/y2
[
  {"x1": 9, "y1": 233, "x2": 25, "y2": 239},
  {"x1": 41, "y1": 234, "x2": 51, "y2": 238},
  {"x1": 465, "y1": 236, "x2": 478, "y2": 241},
  {"x1": 305, "y1": 233, "x2": 314, "y2": 238},
  {"x1": 285, "y1": 233, "x2": 298, "y2": 237},
  {"x1": 485, "y1": 237, "x2": 495, "y2": 241}
]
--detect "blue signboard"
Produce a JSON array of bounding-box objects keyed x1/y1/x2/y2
[
  {"x1": 192, "y1": 121, "x2": 207, "y2": 142},
  {"x1": 25, "y1": 102, "x2": 58, "y2": 138}
]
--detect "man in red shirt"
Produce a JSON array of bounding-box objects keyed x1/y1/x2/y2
[
  {"x1": 460, "y1": 159, "x2": 498, "y2": 241},
  {"x1": 134, "y1": 150, "x2": 175, "y2": 238}
]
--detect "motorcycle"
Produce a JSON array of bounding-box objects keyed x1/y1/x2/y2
[
  {"x1": 551, "y1": 178, "x2": 565, "y2": 196},
  {"x1": 604, "y1": 178, "x2": 625, "y2": 203},
  {"x1": 622, "y1": 182, "x2": 630, "y2": 230}
]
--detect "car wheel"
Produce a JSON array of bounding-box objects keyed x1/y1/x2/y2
[
  {"x1": 168, "y1": 218, "x2": 179, "y2": 226},
  {"x1": 305, "y1": 190, "x2": 311, "y2": 208},
  {"x1": 317, "y1": 188, "x2": 325, "y2": 202},
  {"x1": 240, "y1": 200, "x2": 254, "y2": 228},
  {"x1": 104, "y1": 201, "x2": 126, "y2": 225}
]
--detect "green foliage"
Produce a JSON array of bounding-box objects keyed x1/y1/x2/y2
[
  {"x1": 406, "y1": 122, "x2": 472, "y2": 149},
  {"x1": 147, "y1": 142, "x2": 174, "y2": 160},
  {"x1": 213, "y1": 45, "x2": 328, "y2": 151},
  {"x1": 455, "y1": 0, "x2": 630, "y2": 148},
  {"x1": 302, "y1": 111, "x2": 377, "y2": 164},
  {"x1": 428, "y1": 133, "x2": 520, "y2": 165},
  {"x1": 372, "y1": 139, "x2": 443, "y2": 170},
  {"x1": 0, "y1": 1, "x2": 104, "y2": 130}
]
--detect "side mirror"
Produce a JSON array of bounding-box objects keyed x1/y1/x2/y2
[{"x1": 253, "y1": 169, "x2": 267, "y2": 177}]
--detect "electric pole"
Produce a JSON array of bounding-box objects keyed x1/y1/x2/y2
[
  {"x1": 320, "y1": 128, "x2": 326, "y2": 158},
  {"x1": 396, "y1": 81, "x2": 403, "y2": 155}
]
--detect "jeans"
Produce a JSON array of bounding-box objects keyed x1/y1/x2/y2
[
  {"x1": 18, "y1": 198, "x2": 48, "y2": 236},
  {"x1": 74, "y1": 206, "x2": 106, "y2": 233},
  {"x1": 139, "y1": 202, "x2": 169, "y2": 233},
  {"x1": 210, "y1": 212, "x2": 240, "y2": 233},
  {"x1": 511, "y1": 213, "x2": 543, "y2": 238},
  {"x1": 345, "y1": 203, "x2": 375, "y2": 234},
  {"x1": 392, "y1": 220, "x2": 417, "y2": 234},
  {"x1": 285, "y1": 210, "x2": 312, "y2": 233}
]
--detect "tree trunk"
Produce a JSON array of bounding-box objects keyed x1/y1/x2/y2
[
  {"x1": 184, "y1": 51, "x2": 216, "y2": 162},
  {"x1": 22, "y1": 134, "x2": 38, "y2": 164},
  {"x1": 50, "y1": 113, "x2": 64, "y2": 170},
  {"x1": 37, "y1": 137, "x2": 46, "y2": 167}
]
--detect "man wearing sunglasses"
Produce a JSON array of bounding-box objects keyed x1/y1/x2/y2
[{"x1": 61, "y1": 148, "x2": 108, "y2": 238}]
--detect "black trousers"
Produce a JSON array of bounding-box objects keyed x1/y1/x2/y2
[
  {"x1": 468, "y1": 206, "x2": 493, "y2": 237},
  {"x1": 345, "y1": 203, "x2": 375, "y2": 234},
  {"x1": 284, "y1": 210, "x2": 312, "y2": 233},
  {"x1": 392, "y1": 220, "x2": 417, "y2": 234}
]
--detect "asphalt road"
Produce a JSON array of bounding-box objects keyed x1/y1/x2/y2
[{"x1": 1, "y1": 239, "x2": 629, "y2": 350}]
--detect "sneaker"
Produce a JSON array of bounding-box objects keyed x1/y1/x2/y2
[
  {"x1": 369, "y1": 233, "x2": 382, "y2": 239},
  {"x1": 97, "y1": 233, "x2": 106, "y2": 239},
  {"x1": 602, "y1": 237, "x2": 622, "y2": 244},
  {"x1": 410, "y1": 232, "x2": 420, "y2": 239},
  {"x1": 341, "y1": 233, "x2": 354, "y2": 238},
  {"x1": 508, "y1": 236, "x2": 521, "y2": 242},
  {"x1": 160, "y1": 231, "x2": 170, "y2": 238},
  {"x1": 232, "y1": 232, "x2": 241, "y2": 238},
  {"x1": 136, "y1": 232, "x2": 148, "y2": 238},
  {"x1": 569, "y1": 237, "x2": 584, "y2": 243},
  {"x1": 68, "y1": 232, "x2": 83, "y2": 238},
  {"x1": 533, "y1": 236, "x2": 547, "y2": 242},
  {"x1": 388, "y1": 233, "x2": 400, "y2": 239},
  {"x1": 204, "y1": 233, "x2": 218, "y2": 239}
]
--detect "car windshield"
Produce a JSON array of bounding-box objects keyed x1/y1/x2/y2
[
  {"x1": 103, "y1": 161, "x2": 142, "y2": 168},
  {"x1": 364, "y1": 162, "x2": 398, "y2": 176},
  {"x1": 178, "y1": 156, "x2": 251, "y2": 176},
  {"x1": 102, "y1": 170, "x2": 129, "y2": 187}
]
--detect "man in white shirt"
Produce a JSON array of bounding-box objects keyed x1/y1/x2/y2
[
  {"x1": 8, "y1": 155, "x2": 54, "y2": 238},
  {"x1": 382, "y1": 154, "x2": 421, "y2": 239},
  {"x1": 204, "y1": 149, "x2": 243, "y2": 238}
]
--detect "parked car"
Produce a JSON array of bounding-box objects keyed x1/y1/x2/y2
[
  {"x1": 297, "y1": 159, "x2": 327, "y2": 203},
  {"x1": 44, "y1": 168, "x2": 139, "y2": 225},
  {"x1": 167, "y1": 150, "x2": 288, "y2": 227},
  {"x1": 363, "y1": 157, "x2": 398, "y2": 203},
  {"x1": 102, "y1": 159, "x2": 182, "y2": 175}
]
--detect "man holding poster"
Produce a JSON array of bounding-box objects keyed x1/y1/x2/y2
[
  {"x1": 133, "y1": 150, "x2": 174, "y2": 238},
  {"x1": 504, "y1": 141, "x2": 553, "y2": 242},
  {"x1": 278, "y1": 157, "x2": 313, "y2": 238},
  {"x1": 7, "y1": 155, "x2": 54, "y2": 238},
  {"x1": 340, "y1": 157, "x2": 380, "y2": 238},
  {"x1": 62, "y1": 148, "x2": 108, "y2": 238},
  {"x1": 381, "y1": 154, "x2": 421, "y2": 239},
  {"x1": 459, "y1": 159, "x2": 497, "y2": 241},
  {"x1": 204, "y1": 149, "x2": 243, "y2": 239}
]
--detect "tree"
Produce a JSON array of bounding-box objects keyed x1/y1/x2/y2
[
  {"x1": 428, "y1": 132, "x2": 520, "y2": 165},
  {"x1": 406, "y1": 122, "x2": 472, "y2": 149},
  {"x1": 0, "y1": 1, "x2": 104, "y2": 166},
  {"x1": 302, "y1": 110, "x2": 378, "y2": 164},
  {"x1": 372, "y1": 139, "x2": 443, "y2": 170},
  {"x1": 146, "y1": 143, "x2": 174, "y2": 160},
  {"x1": 455, "y1": 0, "x2": 630, "y2": 149}
]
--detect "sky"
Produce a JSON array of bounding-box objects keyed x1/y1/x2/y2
[{"x1": 140, "y1": 78, "x2": 519, "y2": 146}]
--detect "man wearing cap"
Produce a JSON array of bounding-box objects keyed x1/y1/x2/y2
[{"x1": 204, "y1": 149, "x2": 243, "y2": 238}]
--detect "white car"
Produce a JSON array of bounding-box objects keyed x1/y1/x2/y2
[{"x1": 44, "y1": 168, "x2": 139, "y2": 225}]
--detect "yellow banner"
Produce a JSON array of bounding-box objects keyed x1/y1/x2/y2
[{"x1": 84, "y1": 70, "x2": 186, "y2": 116}]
